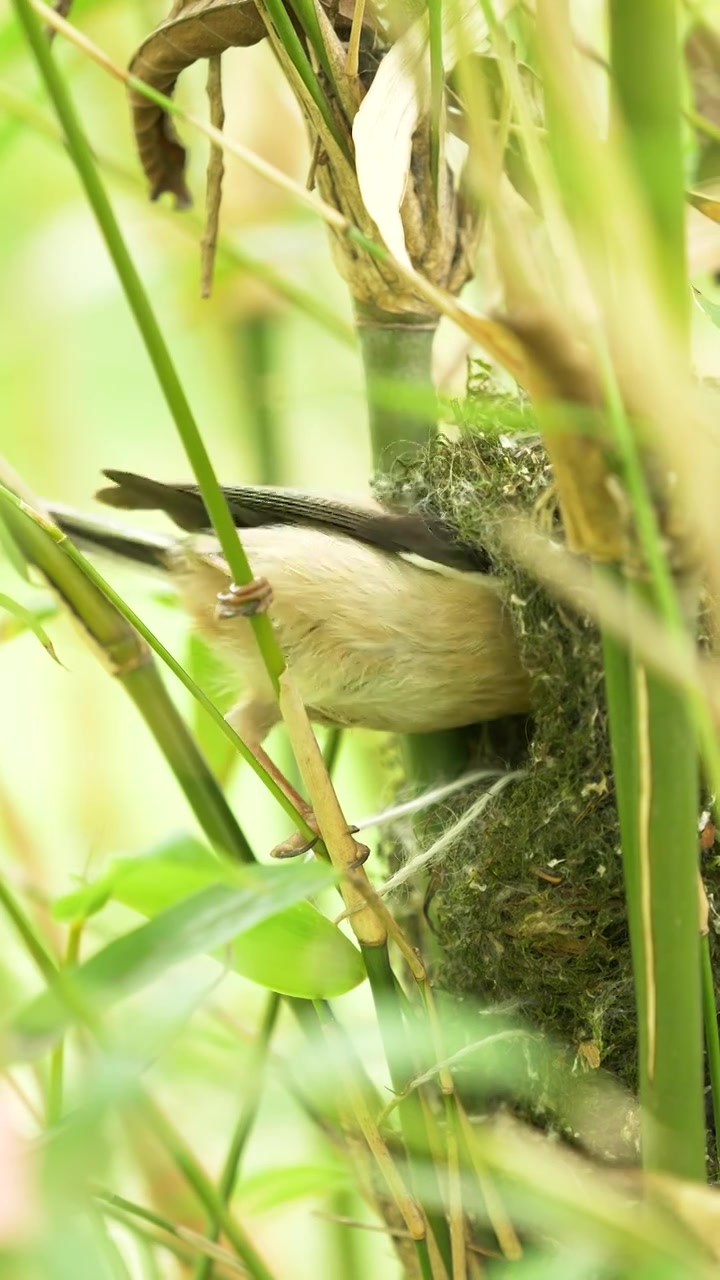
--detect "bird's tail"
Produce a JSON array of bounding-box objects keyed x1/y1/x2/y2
[{"x1": 47, "y1": 503, "x2": 174, "y2": 569}]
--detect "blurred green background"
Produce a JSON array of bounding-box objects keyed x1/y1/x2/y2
[
  {"x1": 0, "y1": 12, "x2": 403, "y2": 1275},
  {"x1": 6, "y1": 2, "x2": 720, "y2": 1274}
]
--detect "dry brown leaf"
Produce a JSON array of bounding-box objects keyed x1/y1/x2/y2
[
  {"x1": 686, "y1": 19, "x2": 720, "y2": 128},
  {"x1": 647, "y1": 1173, "x2": 720, "y2": 1262},
  {"x1": 688, "y1": 188, "x2": 720, "y2": 224},
  {"x1": 352, "y1": 0, "x2": 516, "y2": 266},
  {"x1": 128, "y1": 0, "x2": 266, "y2": 207}
]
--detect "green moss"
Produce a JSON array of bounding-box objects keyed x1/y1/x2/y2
[{"x1": 379, "y1": 410, "x2": 720, "y2": 1103}]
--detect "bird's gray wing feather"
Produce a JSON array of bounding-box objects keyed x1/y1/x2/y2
[{"x1": 96, "y1": 470, "x2": 489, "y2": 572}]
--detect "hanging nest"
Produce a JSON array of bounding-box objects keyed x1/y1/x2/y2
[{"x1": 378, "y1": 376, "x2": 720, "y2": 1121}]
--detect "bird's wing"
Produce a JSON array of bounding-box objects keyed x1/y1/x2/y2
[{"x1": 96, "y1": 470, "x2": 489, "y2": 572}]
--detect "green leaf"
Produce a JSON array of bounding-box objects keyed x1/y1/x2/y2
[
  {"x1": 184, "y1": 632, "x2": 238, "y2": 784},
  {"x1": 14, "y1": 857, "x2": 345, "y2": 1058},
  {"x1": 53, "y1": 835, "x2": 365, "y2": 1000},
  {"x1": 0, "y1": 591, "x2": 61, "y2": 662},
  {"x1": 236, "y1": 1162, "x2": 351, "y2": 1213},
  {"x1": 0, "y1": 509, "x2": 32, "y2": 581},
  {"x1": 693, "y1": 287, "x2": 720, "y2": 328}
]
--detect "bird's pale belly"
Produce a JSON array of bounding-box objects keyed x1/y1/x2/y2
[{"x1": 172, "y1": 527, "x2": 532, "y2": 740}]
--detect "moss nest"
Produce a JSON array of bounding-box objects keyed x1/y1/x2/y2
[{"x1": 379, "y1": 411, "x2": 720, "y2": 1099}]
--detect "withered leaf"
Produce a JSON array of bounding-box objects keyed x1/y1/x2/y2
[
  {"x1": 129, "y1": 0, "x2": 266, "y2": 208},
  {"x1": 686, "y1": 21, "x2": 720, "y2": 185},
  {"x1": 688, "y1": 187, "x2": 720, "y2": 224}
]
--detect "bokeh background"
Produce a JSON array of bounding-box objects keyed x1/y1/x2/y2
[
  {"x1": 1, "y1": 12, "x2": 402, "y2": 1275},
  {"x1": 5, "y1": 1, "x2": 720, "y2": 1274}
]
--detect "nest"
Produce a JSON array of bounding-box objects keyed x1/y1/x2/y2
[{"x1": 378, "y1": 384, "x2": 720, "y2": 1108}]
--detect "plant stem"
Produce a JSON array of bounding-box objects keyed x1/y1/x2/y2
[
  {"x1": 47, "y1": 922, "x2": 82, "y2": 1125},
  {"x1": 357, "y1": 307, "x2": 470, "y2": 788},
  {"x1": 12, "y1": 0, "x2": 285, "y2": 689},
  {"x1": 605, "y1": 0, "x2": 705, "y2": 1182},
  {"x1": 355, "y1": 311, "x2": 439, "y2": 468},
  {"x1": 124, "y1": 665, "x2": 255, "y2": 862},
  {"x1": 609, "y1": 0, "x2": 688, "y2": 333},
  {"x1": 702, "y1": 935, "x2": 720, "y2": 1153},
  {"x1": 194, "y1": 993, "x2": 281, "y2": 1280},
  {"x1": 97, "y1": 1193, "x2": 243, "y2": 1277},
  {"x1": 0, "y1": 489, "x2": 256, "y2": 864},
  {"x1": 362, "y1": 944, "x2": 452, "y2": 1275},
  {"x1": 640, "y1": 664, "x2": 704, "y2": 1177},
  {"x1": 136, "y1": 1093, "x2": 279, "y2": 1280}
]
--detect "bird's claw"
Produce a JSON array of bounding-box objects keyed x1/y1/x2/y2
[
  {"x1": 270, "y1": 818, "x2": 370, "y2": 867},
  {"x1": 215, "y1": 576, "x2": 273, "y2": 620}
]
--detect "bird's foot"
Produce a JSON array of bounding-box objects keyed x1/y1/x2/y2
[
  {"x1": 215, "y1": 576, "x2": 273, "y2": 620},
  {"x1": 271, "y1": 816, "x2": 370, "y2": 867}
]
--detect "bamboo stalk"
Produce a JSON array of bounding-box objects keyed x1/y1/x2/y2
[
  {"x1": 12, "y1": 0, "x2": 285, "y2": 691},
  {"x1": 605, "y1": 0, "x2": 706, "y2": 1182},
  {"x1": 0, "y1": 489, "x2": 255, "y2": 865}
]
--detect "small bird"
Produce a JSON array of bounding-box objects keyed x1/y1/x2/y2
[{"x1": 49, "y1": 471, "x2": 532, "y2": 845}]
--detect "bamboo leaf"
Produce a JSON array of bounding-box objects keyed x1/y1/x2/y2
[
  {"x1": 0, "y1": 592, "x2": 59, "y2": 659},
  {"x1": 12, "y1": 856, "x2": 348, "y2": 1057},
  {"x1": 693, "y1": 287, "x2": 720, "y2": 328},
  {"x1": 235, "y1": 1162, "x2": 351, "y2": 1213},
  {"x1": 52, "y1": 835, "x2": 365, "y2": 1000}
]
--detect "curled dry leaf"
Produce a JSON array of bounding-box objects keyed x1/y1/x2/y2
[{"x1": 129, "y1": 0, "x2": 266, "y2": 207}]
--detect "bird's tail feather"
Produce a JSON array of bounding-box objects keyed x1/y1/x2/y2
[{"x1": 47, "y1": 504, "x2": 174, "y2": 568}]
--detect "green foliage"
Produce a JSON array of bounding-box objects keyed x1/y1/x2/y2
[
  {"x1": 3, "y1": 0, "x2": 720, "y2": 1272},
  {"x1": 11, "y1": 855, "x2": 342, "y2": 1056},
  {"x1": 52, "y1": 833, "x2": 365, "y2": 998}
]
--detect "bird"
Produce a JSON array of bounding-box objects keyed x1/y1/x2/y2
[{"x1": 48, "y1": 470, "x2": 532, "y2": 852}]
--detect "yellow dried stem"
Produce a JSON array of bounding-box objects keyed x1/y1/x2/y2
[
  {"x1": 200, "y1": 55, "x2": 224, "y2": 299},
  {"x1": 277, "y1": 670, "x2": 386, "y2": 946}
]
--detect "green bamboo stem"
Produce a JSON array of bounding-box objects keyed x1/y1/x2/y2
[
  {"x1": 234, "y1": 316, "x2": 284, "y2": 485},
  {"x1": 702, "y1": 935, "x2": 720, "y2": 1152},
  {"x1": 600, "y1": 622, "x2": 646, "y2": 1054},
  {"x1": 356, "y1": 302, "x2": 464, "y2": 1268},
  {"x1": 312, "y1": 997, "x2": 435, "y2": 1280},
  {"x1": 361, "y1": 944, "x2": 452, "y2": 1276},
  {"x1": 606, "y1": 0, "x2": 705, "y2": 1182},
  {"x1": 124, "y1": 666, "x2": 256, "y2": 862},
  {"x1": 12, "y1": 0, "x2": 285, "y2": 691},
  {"x1": 135, "y1": 1092, "x2": 280, "y2": 1280},
  {"x1": 47, "y1": 922, "x2": 82, "y2": 1125},
  {"x1": 0, "y1": 490, "x2": 256, "y2": 864},
  {"x1": 97, "y1": 1194, "x2": 243, "y2": 1276},
  {"x1": 355, "y1": 310, "x2": 439, "y2": 468},
  {"x1": 357, "y1": 307, "x2": 471, "y2": 788},
  {"x1": 639, "y1": 667, "x2": 704, "y2": 1177},
  {"x1": 193, "y1": 992, "x2": 281, "y2": 1280},
  {"x1": 0, "y1": 480, "x2": 315, "y2": 844},
  {"x1": 609, "y1": 0, "x2": 689, "y2": 332}
]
